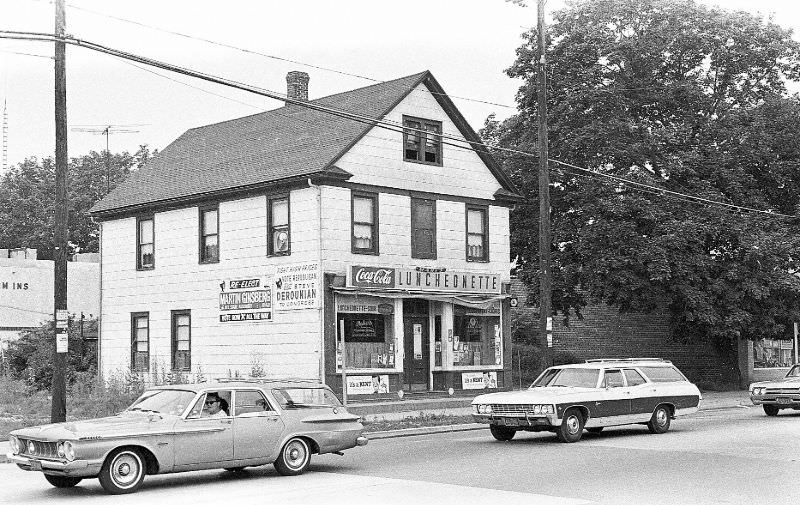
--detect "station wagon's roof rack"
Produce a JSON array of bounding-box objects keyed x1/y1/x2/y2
[{"x1": 585, "y1": 358, "x2": 672, "y2": 363}]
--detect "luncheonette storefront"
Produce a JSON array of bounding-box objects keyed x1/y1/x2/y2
[{"x1": 324, "y1": 265, "x2": 511, "y2": 396}]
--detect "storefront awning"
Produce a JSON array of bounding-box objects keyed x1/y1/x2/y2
[{"x1": 331, "y1": 286, "x2": 509, "y2": 310}]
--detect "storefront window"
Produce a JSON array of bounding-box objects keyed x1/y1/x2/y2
[
  {"x1": 452, "y1": 304, "x2": 501, "y2": 367},
  {"x1": 754, "y1": 339, "x2": 795, "y2": 368},
  {"x1": 337, "y1": 296, "x2": 395, "y2": 370}
]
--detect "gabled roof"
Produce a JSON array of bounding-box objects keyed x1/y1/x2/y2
[{"x1": 90, "y1": 71, "x2": 519, "y2": 218}]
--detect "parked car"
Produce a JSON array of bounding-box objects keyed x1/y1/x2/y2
[
  {"x1": 472, "y1": 358, "x2": 701, "y2": 443},
  {"x1": 749, "y1": 364, "x2": 800, "y2": 416},
  {"x1": 7, "y1": 379, "x2": 367, "y2": 494}
]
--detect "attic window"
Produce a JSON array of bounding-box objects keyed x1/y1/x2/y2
[{"x1": 403, "y1": 116, "x2": 442, "y2": 165}]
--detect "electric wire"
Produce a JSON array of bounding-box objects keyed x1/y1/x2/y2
[{"x1": 0, "y1": 30, "x2": 793, "y2": 220}]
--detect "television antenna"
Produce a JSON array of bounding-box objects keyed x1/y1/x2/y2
[{"x1": 70, "y1": 124, "x2": 145, "y2": 193}]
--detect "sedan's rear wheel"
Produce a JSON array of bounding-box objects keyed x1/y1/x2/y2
[
  {"x1": 647, "y1": 405, "x2": 671, "y2": 434},
  {"x1": 556, "y1": 408, "x2": 584, "y2": 443},
  {"x1": 274, "y1": 437, "x2": 311, "y2": 476},
  {"x1": 98, "y1": 448, "x2": 146, "y2": 494},
  {"x1": 763, "y1": 404, "x2": 780, "y2": 417},
  {"x1": 44, "y1": 475, "x2": 82, "y2": 488},
  {"x1": 489, "y1": 424, "x2": 516, "y2": 441}
]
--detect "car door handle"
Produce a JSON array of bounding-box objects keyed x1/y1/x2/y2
[{"x1": 221, "y1": 419, "x2": 232, "y2": 425}]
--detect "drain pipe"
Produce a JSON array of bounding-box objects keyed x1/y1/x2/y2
[{"x1": 308, "y1": 178, "x2": 326, "y2": 384}]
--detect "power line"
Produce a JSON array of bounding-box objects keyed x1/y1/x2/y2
[
  {"x1": 64, "y1": 2, "x2": 518, "y2": 111},
  {"x1": 0, "y1": 30, "x2": 793, "y2": 220}
]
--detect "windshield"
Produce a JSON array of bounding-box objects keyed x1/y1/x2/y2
[
  {"x1": 273, "y1": 387, "x2": 342, "y2": 408},
  {"x1": 127, "y1": 389, "x2": 197, "y2": 416},
  {"x1": 532, "y1": 368, "x2": 600, "y2": 388},
  {"x1": 786, "y1": 365, "x2": 800, "y2": 378}
]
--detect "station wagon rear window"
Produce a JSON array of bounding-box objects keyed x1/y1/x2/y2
[
  {"x1": 273, "y1": 388, "x2": 342, "y2": 408},
  {"x1": 639, "y1": 366, "x2": 686, "y2": 382}
]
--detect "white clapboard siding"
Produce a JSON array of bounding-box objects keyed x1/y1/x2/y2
[
  {"x1": 101, "y1": 189, "x2": 323, "y2": 380},
  {"x1": 335, "y1": 82, "x2": 502, "y2": 200},
  {"x1": 318, "y1": 187, "x2": 511, "y2": 278}
]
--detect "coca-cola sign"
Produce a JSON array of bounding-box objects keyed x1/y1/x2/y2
[{"x1": 351, "y1": 266, "x2": 396, "y2": 288}]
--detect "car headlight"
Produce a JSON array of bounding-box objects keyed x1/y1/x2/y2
[
  {"x1": 544, "y1": 405, "x2": 555, "y2": 414},
  {"x1": 533, "y1": 405, "x2": 542, "y2": 414},
  {"x1": 58, "y1": 441, "x2": 75, "y2": 461},
  {"x1": 8, "y1": 435, "x2": 19, "y2": 454},
  {"x1": 476, "y1": 404, "x2": 493, "y2": 414},
  {"x1": 752, "y1": 387, "x2": 764, "y2": 396}
]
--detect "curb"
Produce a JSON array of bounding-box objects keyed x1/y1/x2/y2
[{"x1": 366, "y1": 423, "x2": 485, "y2": 440}]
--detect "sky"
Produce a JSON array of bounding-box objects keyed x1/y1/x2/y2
[{"x1": 0, "y1": 0, "x2": 799, "y2": 171}]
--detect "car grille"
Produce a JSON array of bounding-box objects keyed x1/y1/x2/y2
[
  {"x1": 17, "y1": 439, "x2": 59, "y2": 460},
  {"x1": 765, "y1": 388, "x2": 800, "y2": 395},
  {"x1": 490, "y1": 404, "x2": 543, "y2": 416}
]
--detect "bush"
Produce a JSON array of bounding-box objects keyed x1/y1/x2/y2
[{"x1": 4, "y1": 317, "x2": 97, "y2": 391}]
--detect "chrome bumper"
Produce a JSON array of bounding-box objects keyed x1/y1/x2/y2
[
  {"x1": 472, "y1": 413, "x2": 559, "y2": 427},
  {"x1": 8, "y1": 453, "x2": 100, "y2": 477}
]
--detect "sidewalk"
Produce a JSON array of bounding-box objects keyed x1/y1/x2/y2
[{"x1": 0, "y1": 390, "x2": 753, "y2": 463}]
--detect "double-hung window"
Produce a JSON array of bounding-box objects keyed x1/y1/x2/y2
[
  {"x1": 466, "y1": 205, "x2": 488, "y2": 262},
  {"x1": 172, "y1": 310, "x2": 191, "y2": 371},
  {"x1": 199, "y1": 205, "x2": 219, "y2": 263},
  {"x1": 411, "y1": 198, "x2": 436, "y2": 259},
  {"x1": 136, "y1": 216, "x2": 154, "y2": 270},
  {"x1": 403, "y1": 116, "x2": 442, "y2": 165},
  {"x1": 131, "y1": 312, "x2": 149, "y2": 372},
  {"x1": 268, "y1": 195, "x2": 290, "y2": 256},
  {"x1": 352, "y1": 192, "x2": 378, "y2": 254}
]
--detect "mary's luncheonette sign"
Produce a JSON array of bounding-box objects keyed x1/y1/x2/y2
[
  {"x1": 350, "y1": 266, "x2": 501, "y2": 294},
  {"x1": 219, "y1": 277, "x2": 272, "y2": 322},
  {"x1": 274, "y1": 262, "x2": 320, "y2": 310}
]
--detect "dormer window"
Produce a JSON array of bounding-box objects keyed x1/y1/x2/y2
[{"x1": 403, "y1": 116, "x2": 442, "y2": 165}]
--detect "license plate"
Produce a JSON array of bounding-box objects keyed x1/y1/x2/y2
[
  {"x1": 777, "y1": 397, "x2": 792, "y2": 405},
  {"x1": 29, "y1": 460, "x2": 42, "y2": 471},
  {"x1": 502, "y1": 418, "x2": 520, "y2": 426}
]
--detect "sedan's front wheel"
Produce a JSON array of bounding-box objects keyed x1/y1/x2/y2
[
  {"x1": 98, "y1": 448, "x2": 146, "y2": 494},
  {"x1": 44, "y1": 475, "x2": 82, "y2": 488},
  {"x1": 274, "y1": 437, "x2": 311, "y2": 476},
  {"x1": 763, "y1": 404, "x2": 780, "y2": 417}
]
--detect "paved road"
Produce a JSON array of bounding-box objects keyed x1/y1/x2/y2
[{"x1": 2, "y1": 405, "x2": 798, "y2": 505}]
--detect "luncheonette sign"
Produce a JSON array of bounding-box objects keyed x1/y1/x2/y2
[{"x1": 351, "y1": 266, "x2": 501, "y2": 294}]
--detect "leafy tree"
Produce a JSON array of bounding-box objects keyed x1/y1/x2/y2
[
  {"x1": 4, "y1": 317, "x2": 97, "y2": 391},
  {"x1": 490, "y1": 0, "x2": 800, "y2": 344},
  {"x1": 0, "y1": 145, "x2": 154, "y2": 256}
]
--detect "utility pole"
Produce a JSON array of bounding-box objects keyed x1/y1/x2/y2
[
  {"x1": 537, "y1": 0, "x2": 553, "y2": 368},
  {"x1": 52, "y1": 0, "x2": 69, "y2": 423}
]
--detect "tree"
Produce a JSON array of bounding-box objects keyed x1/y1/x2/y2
[
  {"x1": 0, "y1": 145, "x2": 154, "y2": 256},
  {"x1": 490, "y1": 0, "x2": 800, "y2": 344}
]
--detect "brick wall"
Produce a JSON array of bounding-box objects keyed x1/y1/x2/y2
[{"x1": 510, "y1": 278, "x2": 739, "y2": 389}]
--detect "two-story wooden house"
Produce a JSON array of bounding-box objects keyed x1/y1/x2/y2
[{"x1": 90, "y1": 70, "x2": 520, "y2": 395}]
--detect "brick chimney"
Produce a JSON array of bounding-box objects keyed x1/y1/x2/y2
[{"x1": 286, "y1": 71, "x2": 309, "y2": 102}]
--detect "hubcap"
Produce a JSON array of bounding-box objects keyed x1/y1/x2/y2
[
  {"x1": 566, "y1": 415, "x2": 580, "y2": 434},
  {"x1": 112, "y1": 453, "x2": 141, "y2": 487},
  {"x1": 656, "y1": 409, "x2": 668, "y2": 426},
  {"x1": 285, "y1": 440, "x2": 307, "y2": 469}
]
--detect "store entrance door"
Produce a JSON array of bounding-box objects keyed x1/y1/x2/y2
[{"x1": 404, "y1": 316, "x2": 429, "y2": 391}]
